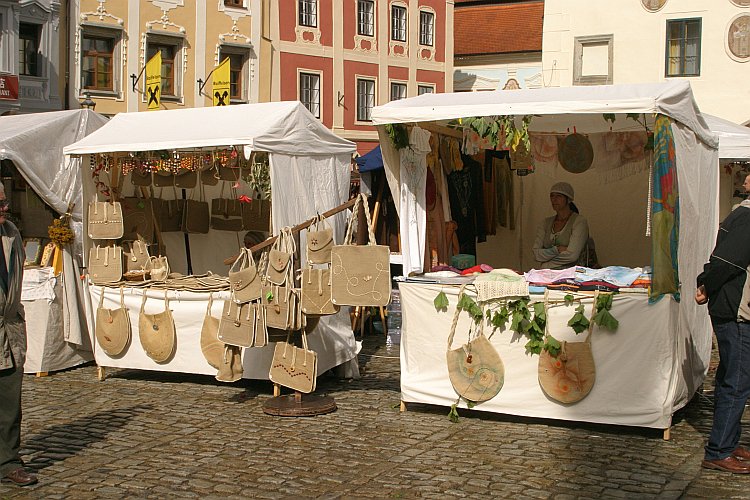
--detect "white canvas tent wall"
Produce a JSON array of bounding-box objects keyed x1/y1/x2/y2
[
  {"x1": 64, "y1": 101, "x2": 360, "y2": 379},
  {"x1": 0, "y1": 109, "x2": 109, "y2": 370},
  {"x1": 704, "y1": 114, "x2": 750, "y2": 218},
  {"x1": 372, "y1": 80, "x2": 719, "y2": 418}
]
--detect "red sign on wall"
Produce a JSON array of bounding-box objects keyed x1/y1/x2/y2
[{"x1": 0, "y1": 75, "x2": 19, "y2": 101}]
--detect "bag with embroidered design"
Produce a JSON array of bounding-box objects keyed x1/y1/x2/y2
[
  {"x1": 306, "y1": 214, "x2": 334, "y2": 265},
  {"x1": 121, "y1": 195, "x2": 154, "y2": 242},
  {"x1": 265, "y1": 227, "x2": 294, "y2": 286},
  {"x1": 301, "y1": 268, "x2": 339, "y2": 316},
  {"x1": 331, "y1": 194, "x2": 391, "y2": 307},
  {"x1": 95, "y1": 287, "x2": 131, "y2": 357},
  {"x1": 228, "y1": 247, "x2": 262, "y2": 303},
  {"x1": 268, "y1": 330, "x2": 317, "y2": 393}
]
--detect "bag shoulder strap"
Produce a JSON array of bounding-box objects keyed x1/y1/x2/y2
[
  {"x1": 447, "y1": 284, "x2": 467, "y2": 350},
  {"x1": 140, "y1": 290, "x2": 148, "y2": 313}
]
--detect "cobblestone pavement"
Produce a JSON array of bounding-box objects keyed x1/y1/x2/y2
[{"x1": 0, "y1": 333, "x2": 748, "y2": 499}]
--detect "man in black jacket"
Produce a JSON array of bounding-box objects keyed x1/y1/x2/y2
[{"x1": 696, "y1": 173, "x2": 750, "y2": 474}]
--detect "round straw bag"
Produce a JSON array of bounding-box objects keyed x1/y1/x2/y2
[
  {"x1": 445, "y1": 285, "x2": 504, "y2": 403},
  {"x1": 138, "y1": 291, "x2": 176, "y2": 363},
  {"x1": 95, "y1": 288, "x2": 131, "y2": 357},
  {"x1": 200, "y1": 293, "x2": 224, "y2": 369},
  {"x1": 558, "y1": 133, "x2": 594, "y2": 173}
]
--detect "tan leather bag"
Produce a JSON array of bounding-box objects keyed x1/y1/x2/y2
[
  {"x1": 262, "y1": 284, "x2": 302, "y2": 331},
  {"x1": 268, "y1": 331, "x2": 317, "y2": 393},
  {"x1": 265, "y1": 227, "x2": 294, "y2": 285},
  {"x1": 445, "y1": 286, "x2": 504, "y2": 403},
  {"x1": 95, "y1": 287, "x2": 131, "y2": 357},
  {"x1": 300, "y1": 268, "x2": 339, "y2": 316},
  {"x1": 538, "y1": 297, "x2": 596, "y2": 404},
  {"x1": 228, "y1": 248, "x2": 262, "y2": 303},
  {"x1": 138, "y1": 291, "x2": 176, "y2": 363},
  {"x1": 306, "y1": 214, "x2": 334, "y2": 265},
  {"x1": 124, "y1": 240, "x2": 150, "y2": 272},
  {"x1": 331, "y1": 194, "x2": 391, "y2": 307},
  {"x1": 217, "y1": 300, "x2": 263, "y2": 348},
  {"x1": 89, "y1": 245, "x2": 123, "y2": 284},
  {"x1": 88, "y1": 200, "x2": 124, "y2": 240}
]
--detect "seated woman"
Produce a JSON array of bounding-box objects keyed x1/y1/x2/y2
[{"x1": 532, "y1": 182, "x2": 589, "y2": 269}]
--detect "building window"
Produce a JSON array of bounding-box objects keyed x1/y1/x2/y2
[
  {"x1": 299, "y1": 0, "x2": 317, "y2": 28},
  {"x1": 19, "y1": 22, "x2": 41, "y2": 77},
  {"x1": 224, "y1": 0, "x2": 245, "y2": 7},
  {"x1": 417, "y1": 85, "x2": 434, "y2": 95},
  {"x1": 390, "y1": 82, "x2": 407, "y2": 101},
  {"x1": 220, "y1": 47, "x2": 250, "y2": 102},
  {"x1": 391, "y1": 5, "x2": 407, "y2": 42},
  {"x1": 147, "y1": 37, "x2": 182, "y2": 98},
  {"x1": 82, "y1": 35, "x2": 114, "y2": 92},
  {"x1": 358, "y1": 0, "x2": 375, "y2": 37},
  {"x1": 300, "y1": 72, "x2": 320, "y2": 118},
  {"x1": 666, "y1": 18, "x2": 701, "y2": 77},
  {"x1": 419, "y1": 11, "x2": 434, "y2": 46},
  {"x1": 357, "y1": 78, "x2": 375, "y2": 122},
  {"x1": 573, "y1": 34, "x2": 614, "y2": 85}
]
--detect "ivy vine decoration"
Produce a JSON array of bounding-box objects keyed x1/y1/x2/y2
[
  {"x1": 602, "y1": 113, "x2": 655, "y2": 151},
  {"x1": 592, "y1": 292, "x2": 619, "y2": 331},
  {"x1": 385, "y1": 123, "x2": 410, "y2": 150},
  {"x1": 448, "y1": 115, "x2": 533, "y2": 152}
]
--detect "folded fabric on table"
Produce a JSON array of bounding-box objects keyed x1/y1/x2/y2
[
  {"x1": 575, "y1": 266, "x2": 642, "y2": 287},
  {"x1": 523, "y1": 266, "x2": 577, "y2": 285},
  {"x1": 577, "y1": 280, "x2": 619, "y2": 292},
  {"x1": 475, "y1": 268, "x2": 528, "y2": 301}
]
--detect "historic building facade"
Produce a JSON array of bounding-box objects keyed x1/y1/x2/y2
[{"x1": 270, "y1": 0, "x2": 454, "y2": 154}]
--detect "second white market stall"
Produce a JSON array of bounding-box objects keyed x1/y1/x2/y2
[
  {"x1": 64, "y1": 101, "x2": 360, "y2": 380},
  {"x1": 703, "y1": 113, "x2": 750, "y2": 218},
  {"x1": 371, "y1": 81, "x2": 719, "y2": 433}
]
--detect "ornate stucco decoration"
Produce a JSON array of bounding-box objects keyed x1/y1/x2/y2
[
  {"x1": 77, "y1": 1, "x2": 127, "y2": 70},
  {"x1": 295, "y1": 25, "x2": 321, "y2": 45},
  {"x1": 641, "y1": 0, "x2": 667, "y2": 12},
  {"x1": 354, "y1": 35, "x2": 377, "y2": 53},
  {"x1": 389, "y1": 41, "x2": 408, "y2": 58}
]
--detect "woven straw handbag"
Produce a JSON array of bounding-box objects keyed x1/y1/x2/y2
[
  {"x1": 306, "y1": 214, "x2": 334, "y2": 265},
  {"x1": 228, "y1": 247, "x2": 262, "y2": 303},
  {"x1": 89, "y1": 245, "x2": 123, "y2": 285},
  {"x1": 268, "y1": 331, "x2": 317, "y2": 393},
  {"x1": 124, "y1": 240, "x2": 150, "y2": 272},
  {"x1": 138, "y1": 291, "x2": 176, "y2": 363},
  {"x1": 95, "y1": 287, "x2": 131, "y2": 357},
  {"x1": 88, "y1": 199, "x2": 124, "y2": 240},
  {"x1": 300, "y1": 267, "x2": 339, "y2": 316}
]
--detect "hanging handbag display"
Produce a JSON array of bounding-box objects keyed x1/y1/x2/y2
[
  {"x1": 145, "y1": 255, "x2": 170, "y2": 282},
  {"x1": 174, "y1": 168, "x2": 198, "y2": 189},
  {"x1": 88, "y1": 245, "x2": 123, "y2": 284},
  {"x1": 331, "y1": 194, "x2": 391, "y2": 307},
  {"x1": 153, "y1": 170, "x2": 174, "y2": 188},
  {"x1": 242, "y1": 196, "x2": 271, "y2": 232},
  {"x1": 268, "y1": 331, "x2": 318, "y2": 394},
  {"x1": 228, "y1": 247, "x2": 262, "y2": 303},
  {"x1": 138, "y1": 291, "x2": 176, "y2": 363},
  {"x1": 211, "y1": 183, "x2": 244, "y2": 231},
  {"x1": 158, "y1": 188, "x2": 185, "y2": 233},
  {"x1": 262, "y1": 284, "x2": 303, "y2": 331},
  {"x1": 215, "y1": 345, "x2": 244, "y2": 383},
  {"x1": 88, "y1": 198, "x2": 124, "y2": 240},
  {"x1": 538, "y1": 295, "x2": 596, "y2": 404},
  {"x1": 124, "y1": 240, "x2": 150, "y2": 272},
  {"x1": 217, "y1": 300, "x2": 266, "y2": 348},
  {"x1": 121, "y1": 195, "x2": 155, "y2": 242},
  {"x1": 445, "y1": 285, "x2": 504, "y2": 403},
  {"x1": 130, "y1": 167, "x2": 152, "y2": 187},
  {"x1": 200, "y1": 293, "x2": 224, "y2": 369},
  {"x1": 306, "y1": 214, "x2": 334, "y2": 265},
  {"x1": 201, "y1": 164, "x2": 220, "y2": 186},
  {"x1": 265, "y1": 227, "x2": 294, "y2": 285},
  {"x1": 300, "y1": 268, "x2": 339, "y2": 316},
  {"x1": 181, "y1": 181, "x2": 210, "y2": 234},
  {"x1": 95, "y1": 287, "x2": 131, "y2": 357}
]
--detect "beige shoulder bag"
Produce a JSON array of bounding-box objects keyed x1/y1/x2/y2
[
  {"x1": 89, "y1": 245, "x2": 123, "y2": 285},
  {"x1": 138, "y1": 291, "x2": 176, "y2": 363},
  {"x1": 269, "y1": 331, "x2": 317, "y2": 393},
  {"x1": 228, "y1": 247, "x2": 262, "y2": 303},
  {"x1": 88, "y1": 196, "x2": 124, "y2": 240},
  {"x1": 95, "y1": 287, "x2": 131, "y2": 357}
]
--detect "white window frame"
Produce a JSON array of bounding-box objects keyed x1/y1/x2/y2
[
  {"x1": 299, "y1": 70, "x2": 321, "y2": 119},
  {"x1": 299, "y1": 0, "x2": 318, "y2": 28},
  {"x1": 573, "y1": 34, "x2": 614, "y2": 86},
  {"x1": 391, "y1": 4, "x2": 407, "y2": 42},
  {"x1": 356, "y1": 77, "x2": 376, "y2": 123},
  {"x1": 665, "y1": 18, "x2": 701, "y2": 77},
  {"x1": 146, "y1": 33, "x2": 185, "y2": 101},
  {"x1": 390, "y1": 81, "x2": 407, "y2": 101},
  {"x1": 417, "y1": 84, "x2": 434, "y2": 95},
  {"x1": 219, "y1": 45, "x2": 251, "y2": 103},
  {"x1": 419, "y1": 10, "x2": 434, "y2": 46},
  {"x1": 357, "y1": 0, "x2": 375, "y2": 37},
  {"x1": 80, "y1": 25, "x2": 123, "y2": 97}
]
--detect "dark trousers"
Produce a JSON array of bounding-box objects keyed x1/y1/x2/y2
[
  {"x1": 705, "y1": 318, "x2": 750, "y2": 460},
  {"x1": 0, "y1": 353, "x2": 23, "y2": 476}
]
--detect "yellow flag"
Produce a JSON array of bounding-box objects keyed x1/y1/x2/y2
[
  {"x1": 145, "y1": 51, "x2": 162, "y2": 111},
  {"x1": 212, "y1": 58, "x2": 231, "y2": 106}
]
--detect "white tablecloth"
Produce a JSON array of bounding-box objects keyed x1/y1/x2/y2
[
  {"x1": 92, "y1": 286, "x2": 359, "y2": 380},
  {"x1": 399, "y1": 283, "x2": 709, "y2": 429}
]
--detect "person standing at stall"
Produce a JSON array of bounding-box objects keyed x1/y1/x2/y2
[
  {"x1": 0, "y1": 184, "x2": 36, "y2": 486},
  {"x1": 695, "y1": 173, "x2": 750, "y2": 474},
  {"x1": 532, "y1": 182, "x2": 589, "y2": 269}
]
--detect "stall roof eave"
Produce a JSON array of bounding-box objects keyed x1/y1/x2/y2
[
  {"x1": 371, "y1": 81, "x2": 718, "y2": 149},
  {"x1": 63, "y1": 101, "x2": 356, "y2": 157}
]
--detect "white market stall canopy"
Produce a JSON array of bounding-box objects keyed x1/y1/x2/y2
[
  {"x1": 704, "y1": 113, "x2": 750, "y2": 161},
  {"x1": 64, "y1": 101, "x2": 356, "y2": 156},
  {"x1": 0, "y1": 109, "x2": 109, "y2": 220}
]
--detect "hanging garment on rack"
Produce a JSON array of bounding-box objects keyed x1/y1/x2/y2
[
  {"x1": 447, "y1": 154, "x2": 486, "y2": 257},
  {"x1": 399, "y1": 125, "x2": 432, "y2": 275}
]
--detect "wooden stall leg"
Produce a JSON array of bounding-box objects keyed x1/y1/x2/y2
[
  {"x1": 36, "y1": 372, "x2": 49, "y2": 378},
  {"x1": 273, "y1": 383, "x2": 281, "y2": 397},
  {"x1": 400, "y1": 401, "x2": 407, "y2": 412},
  {"x1": 97, "y1": 366, "x2": 106, "y2": 382},
  {"x1": 379, "y1": 306, "x2": 388, "y2": 335},
  {"x1": 663, "y1": 427, "x2": 671, "y2": 441}
]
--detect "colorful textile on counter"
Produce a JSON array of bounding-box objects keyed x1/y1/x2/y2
[
  {"x1": 578, "y1": 280, "x2": 620, "y2": 292},
  {"x1": 459, "y1": 264, "x2": 494, "y2": 276},
  {"x1": 574, "y1": 266, "x2": 643, "y2": 288},
  {"x1": 475, "y1": 268, "x2": 528, "y2": 301},
  {"x1": 523, "y1": 266, "x2": 577, "y2": 285},
  {"x1": 650, "y1": 114, "x2": 680, "y2": 302}
]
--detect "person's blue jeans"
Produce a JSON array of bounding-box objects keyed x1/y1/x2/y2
[{"x1": 705, "y1": 318, "x2": 750, "y2": 460}]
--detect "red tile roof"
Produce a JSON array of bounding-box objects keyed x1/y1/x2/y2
[{"x1": 455, "y1": 1, "x2": 544, "y2": 56}]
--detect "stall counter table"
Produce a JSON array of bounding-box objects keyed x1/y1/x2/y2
[{"x1": 398, "y1": 282, "x2": 708, "y2": 437}]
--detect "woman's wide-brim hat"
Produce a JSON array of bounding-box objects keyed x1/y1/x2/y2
[{"x1": 558, "y1": 133, "x2": 594, "y2": 173}]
